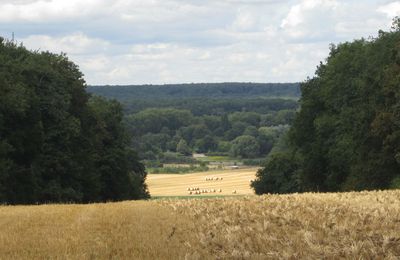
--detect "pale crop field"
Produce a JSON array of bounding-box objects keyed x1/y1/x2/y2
[
  {"x1": 0, "y1": 190, "x2": 399, "y2": 259},
  {"x1": 147, "y1": 167, "x2": 259, "y2": 196}
]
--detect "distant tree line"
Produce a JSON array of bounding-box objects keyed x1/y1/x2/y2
[
  {"x1": 253, "y1": 19, "x2": 400, "y2": 194},
  {"x1": 88, "y1": 82, "x2": 300, "y2": 101},
  {"x1": 0, "y1": 38, "x2": 149, "y2": 204},
  {"x1": 121, "y1": 97, "x2": 298, "y2": 115}
]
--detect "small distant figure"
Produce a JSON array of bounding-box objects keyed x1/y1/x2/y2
[{"x1": 232, "y1": 190, "x2": 237, "y2": 194}]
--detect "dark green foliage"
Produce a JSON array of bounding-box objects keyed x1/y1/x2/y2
[
  {"x1": 87, "y1": 97, "x2": 149, "y2": 201},
  {"x1": 254, "y1": 19, "x2": 400, "y2": 194},
  {"x1": 229, "y1": 112, "x2": 261, "y2": 127},
  {"x1": 0, "y1": 38, "x2": 148, "y2": 204},
  {"x1": 242, "y1": 158, "x2": 265, "y2": 166},
  {"x1": 230, "y1": 135, "x2": 260, "y2": 158},
  {"x1": 120, "y1": 97, "x2": 299, "y2": 116},
  {"x1": 88, "y1": 84, "x2": 299, "y2": 116},
  {"x1": 176, "y1": 139, "x2": 192, "y2": 156},
  {"x1": 391, "y1": 176, "x2": 400, "y2": 189},
  {"x1": 195, "y1": 135, "x2": 218, "y2": 153},
  {"x1": 160, "y1": 152, "x2": 196, "y2": 164},
  {"x1": 89, "y1": 83, "x2": 299, "y2": 162},
  {"x1": 126, "y1": 108, "x2": 193, "y2": 136},
  {"x1": 118, "y1": 97, "x2": 297, "y2": 161},
  {"x1": 148, "y1": 164, "x2": 209, "y2": 174},
  {"x1": 252, "y1": 152, "x2": 301, "y2": 194},
  {"x1": 88, "y1": 82, "x2": 300, "y2": 101},
  {"x1": 125, "y1": 107, "x2": 293, "y2": 161}
]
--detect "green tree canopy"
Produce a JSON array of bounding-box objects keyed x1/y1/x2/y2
[
  {"x1": 0, "y1": 38, "x2": 148, "y2": 204},
  {"x1": 177, "y1": 139, "x2": 192, "y2": 156},
  {"x1": 253, "y1": 18, "x2": 400, "y2": 194},
  {"x1": 230, "y1": 135, "x2": 260, "y2": 158}
]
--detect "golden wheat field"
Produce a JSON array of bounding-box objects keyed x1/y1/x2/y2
[
  {"x1": 0, "y1": 190, "x2": 399, "y2": 259},
  {"x1": 147, "y1": 167, "x2": 259, "y2": 196}
]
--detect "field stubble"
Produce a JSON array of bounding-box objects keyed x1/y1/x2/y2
[
  {"x1": 0, "y1": 190, "x2": 399, "y2": 259},
  {"x1": 147, "y1": 168, "x2": 258, "y2": 196}
]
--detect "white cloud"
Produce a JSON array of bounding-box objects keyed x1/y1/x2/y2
[
  {"x1": 79, "y1": 55, "x2": 111, "y2": 72},
  {"x1": 21, "y1": 32, "x2": 110, "y2": 55},
  {"x1": 378, "y1": 1, "x2": 400, "y2": 18},
  {"x1": 232, "y1": 10, "x2": 258, "y2": 31},
  {"x1": 0, "y1": 0, "x2": 109, "y2": 22},
  {"x1": 281, "y1": 0, "x2": 339, "y2": 39},
  {"x1": 2, "y1": 0, "x2": 396, "y2": 84}
]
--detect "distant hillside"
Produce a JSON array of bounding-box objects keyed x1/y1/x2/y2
[
  {"x1": 87, "y1": 82, "x2": 300, "y2": 100},
  {"x1": 87, "y1": 82, "x2": 300, "y2": 162}
]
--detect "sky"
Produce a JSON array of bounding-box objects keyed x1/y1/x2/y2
[{"x1": 1, "y1": 0, "x2": 400, "y2": 85}]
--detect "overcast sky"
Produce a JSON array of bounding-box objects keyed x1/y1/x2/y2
[{"x1": 1, "y1": 0, "x2": 399, "y2": 85}]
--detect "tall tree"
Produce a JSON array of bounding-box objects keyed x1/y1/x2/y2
[
  {"x1": 253, "y1": 18, "x2": 400, "y2": 194},
  {"x1": 0, "y1": 38, "x2": 148, "y2": 204}
]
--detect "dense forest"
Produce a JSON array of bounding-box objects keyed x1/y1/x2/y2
[
  {"x1": 252, "y1": 19, "x2": 400, "y2": 194},
  {"x1": 0, "y1": 38, "x2": 149, "y2": 204},
  {"x1": 116, "y1": 97, "x2": 297, "y2": 115},
  {"x1": 88, "y1": 83, "x2": 300, "y2": 101},
  {"x1": 125, "y1": 107, "x2": 295, "y2": 162},
  {"x1": 88, "y1": 84, "x2": 300, "y2": 165}
]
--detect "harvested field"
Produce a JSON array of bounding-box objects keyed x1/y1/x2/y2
[
  {"x1": 0, "y1": 190, "x2": 399, "y2": 259},
  {"x1": 147, "y1": 168, "x2": 259, "y2": 196}
]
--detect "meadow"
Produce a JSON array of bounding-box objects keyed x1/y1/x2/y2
[{"x1": 0, "y1": 190, "x2": 399, "y2": 259}]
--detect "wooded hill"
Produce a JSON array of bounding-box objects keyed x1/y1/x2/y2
[
  {"x1": 88, "y1": 84, "x2": 300, "y2": 163},
  {"x1": 88, "y1": 82, "x2": 300, "y2": 101}
]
